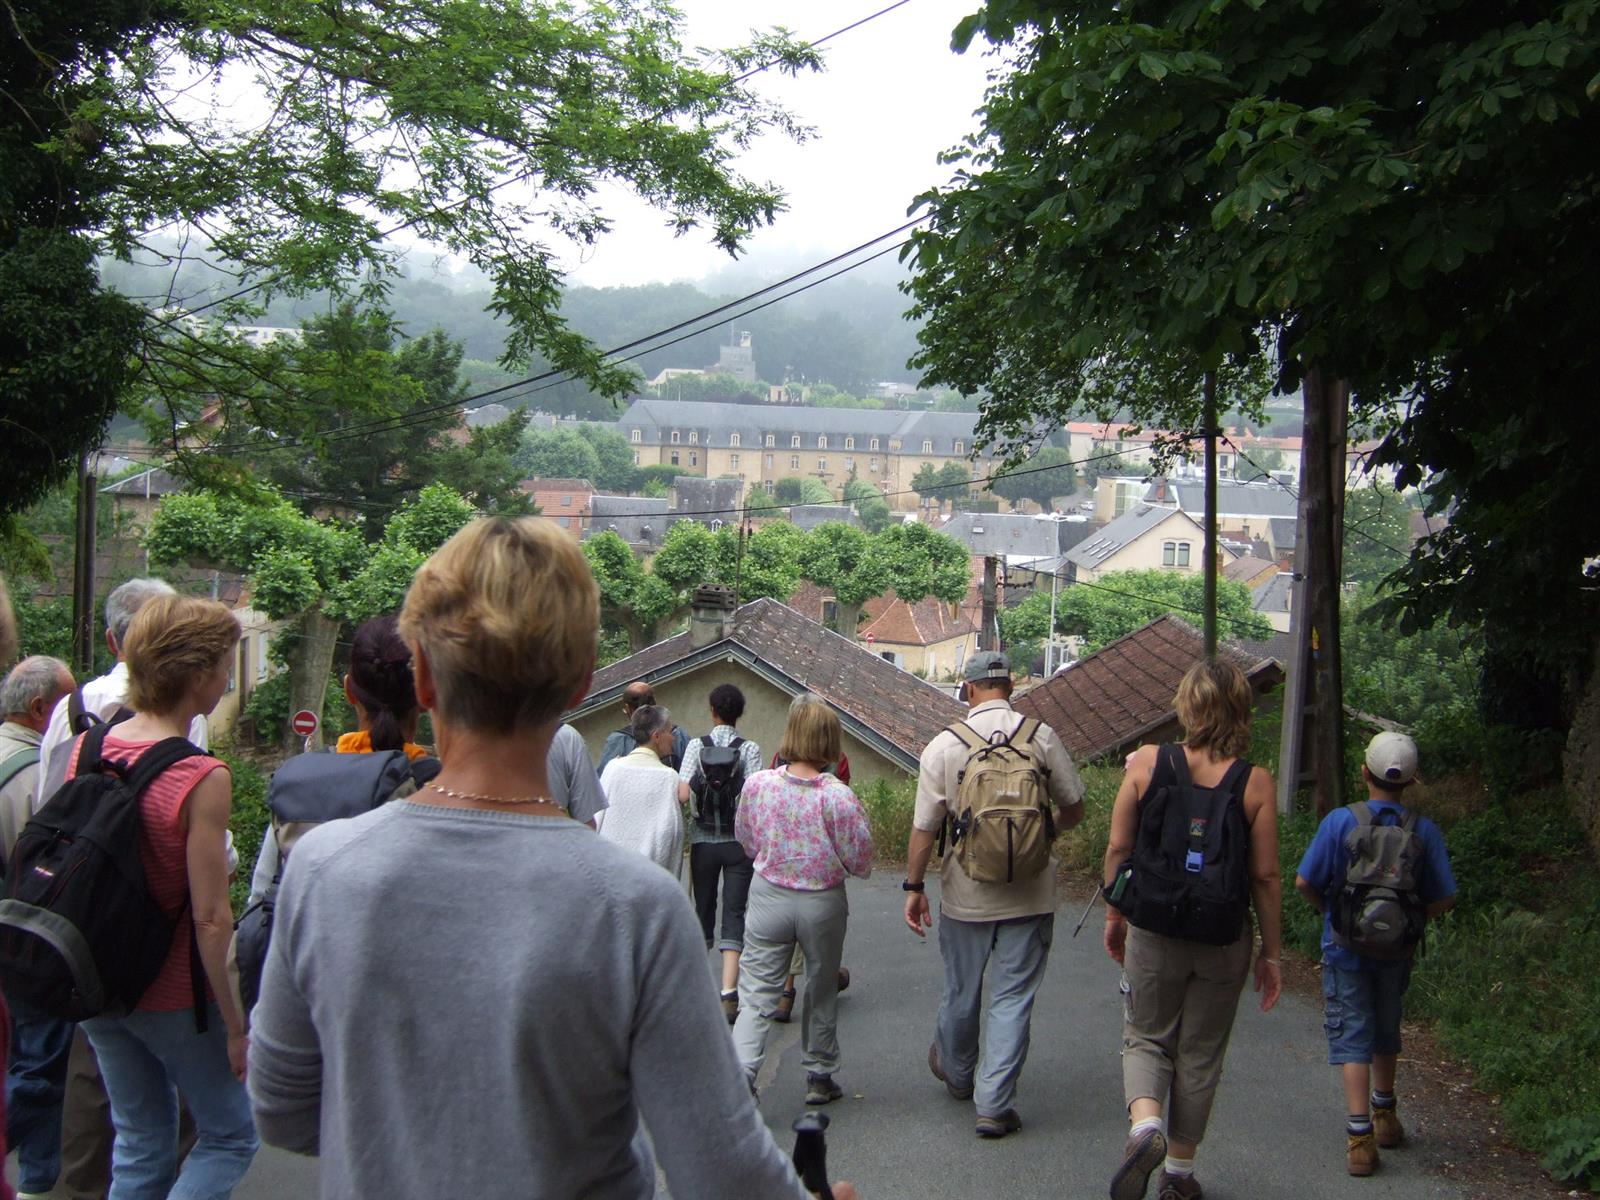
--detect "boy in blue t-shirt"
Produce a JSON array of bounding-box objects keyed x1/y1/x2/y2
[{"x1": 1294, "y1": 731, "x2": 1457, "y2": 1178}]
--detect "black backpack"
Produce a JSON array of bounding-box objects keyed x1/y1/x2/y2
[
  {"x1": 690, "y1": 736, "x2": 747, "y2": 833},
  {"x1": 232, "y1": 749, "x2": 439, "y2": 1013},
  {"x1": 1106, "y1": 744, "x2": 1254, "y2": 946},
  {"x1": 0, "y1": 724, "x2": 204, "y2": 1022}
]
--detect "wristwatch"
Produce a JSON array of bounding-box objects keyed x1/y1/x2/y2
[{"x1": 902, "y1": 879, "x2": 926, "y2": 893}]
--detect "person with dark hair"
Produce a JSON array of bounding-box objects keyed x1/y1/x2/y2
[
  {"x1": 599, "y1": 681, "x2": 687, "y2": 774},
  {"x1": 677, "y1": 684, "x2": 762, "y2": 1023}
]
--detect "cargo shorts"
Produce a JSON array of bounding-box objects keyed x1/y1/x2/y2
[{"x1": 1322, "y1": 959, "x2": 1413, "y2": 1065}]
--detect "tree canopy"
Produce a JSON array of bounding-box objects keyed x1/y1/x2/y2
[
  {"x1": 1053, "y1": 570, "x2": 1269, "y2": 653},
  {"x1": 988, "y1": 447, "x2": 1077, "y2": 510}
]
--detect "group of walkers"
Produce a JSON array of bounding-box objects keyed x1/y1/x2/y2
[{"x1": 0, "y1": 514, "x2": 1457, "y2": 1200}]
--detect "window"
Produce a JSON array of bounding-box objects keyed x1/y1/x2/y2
[
  {"x1": 632, "y1": 451, "x2": 640, "y2": 466},
  {"x1": 818, "y1": 457, "x2": 828, "y2": 471},
  {"x1": 922, "y1": 439, "x2": 933, "y2": 453},
  {"x1": 765, "y1": 454, "x2": 774, "y2": 469},
  {"x1": 561, "y1": 495, "x2": 572, "y2": 506},
  {"x1": 870, "y1": 437, "x2": 880, "y2": 451},
  {"x1": 731, "y1": 432, "x2": 742, "y2": 447},
  {"x1": 670, "y1": 430, "x2": 681, "y2": 444},
  {"x1": 845, "y1": 457, "x2": 855, "y2": 470},
  {"x1": 630, "y1": 429, "x2": 641, "y2": 444},
  {"x1": 845, "y1": 436, "x2": 855, "y2": 450},
  {"x1": 790, "y1": 455, "x2": 800, "y2": 469},
  {"x1": 765, "y1": 433, "x2": 775, "y2": 447},
  {"x1": 869, "y1": 458, "x2": 879, "y2": 472},
  {"x1": 710, "y1": 519, "x2": 724, "y2": 532},
  {"x1": 1177, "y1": 542, "x2": 1191, "y2": 567},
  {"x1": 1162, "y1": 540, "x2": 1191, "y2": 567},
  {"x1": 689, "y1": 451, "x2": 698, "y2": 467},
  {"x1": 818, "y1": 435, "x2": 828, "y2": 450},
  {"x1": 791, "y1": 434, "x2": 801, "y2": 448},
  {"x1": 730, "y1": 454, "x2": 740, "y2": 470},
  {"x1": 559, "y1": 516, "x2": 571, "y2": 528},
  {"x1": 763, "y1": 480, "x2": 775, "y2": 494},
  {"x1": 670, "y1": 451, "x2": 680, "y2": 465},
  {"x1": 954, "y1": 440, "x2": 964, "y2": 455},
  {"x1": 689, "y1": 430, "x2": 699, "y2": 445}
]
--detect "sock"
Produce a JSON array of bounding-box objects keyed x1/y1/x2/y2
[
  {"x1": 1164, "y1": 1156, "x2": 1195, "y2": 1179},
  {"x1": 1372, "y1": 1089, "x2": 1396, "y2": 1111},
  {"x1": 1131, "y1": 1116, "x2": 1165, "y2": 1140},
  {"x1": 1348, "y1": 1114, "x2": 1374, "y2": 1136}
]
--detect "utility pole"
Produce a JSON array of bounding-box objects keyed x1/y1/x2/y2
[
  {"x1": 1276, "y1": 367, "x2": 1350, "y2": 816},
  {"x1": 1202, "y1": 371, "x2": 1219, "y2": 657},
  {"x1": 70, "y1": 454, "x2": 99, "y2": 677},
  {"x1": 979, "y1": 556, "x2": 999, "y2": 652}
]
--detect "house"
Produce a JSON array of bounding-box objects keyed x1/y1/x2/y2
[
  {"x1": 782, "y1": 582, "x2": 978, "y2": 681},
  {"x1": 1224, "y1": 554, "x2": 1280, "y2": 590},
  {"x1": 517, "y1": 477, "x2": 595, "y2": 537},
  {"x1": 614, "y1": 397, "x2": 996, "y2": 511},
  {"x1": 1013, "y1": 615, "x2": 1282, "y2": 762},
  {"x1": 1061, "y1": 505, "x2": 1212, "y2": 583},
  {"x1": 1266, "y1": 517, "x2": 1298, "y2": 560},
  {"x1": 1251, "y1": 571, "x2": 1294, "y2": 633},
  {"x1": 566, "y1": 588, "x2": 966, "y2": 787},
  {"x1": 101, "y1": 467, "x2": 187, "y2": 532},
  {"x1": 589, "y1": 495, "x2": 672, "y2": 550},
  {"x1": 670, "y1": 477, "x2": 743, "y2": 529},
  {"x1": 1143, "y1": 478, "x2": 1300, "y2": 544},
  {"x1": 790, "y1": 505, "x2": 859, "y2": 531}
]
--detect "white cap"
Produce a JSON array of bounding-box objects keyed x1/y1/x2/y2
[{"x1": 1365, "y1": 731, "x2": 1418, "y2": 786}]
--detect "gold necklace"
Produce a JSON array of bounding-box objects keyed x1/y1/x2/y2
[{"x1": 424, "y1": 784, "x2": 564, "y2": 809}]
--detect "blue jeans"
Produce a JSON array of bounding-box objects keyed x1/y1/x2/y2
[
  {"x1": 81, "y1": 1006, "x2": 258, "y2": 1200},
  {"x1": 4, "y1": 992, "x2": 76, "y2": 1193},
  {"x1": 934, "y1": 912, "x2": 1054, "y2": 1118},
  {"x1": 1323, "y1": 959, "x2": 1413, "y2": 1065}
]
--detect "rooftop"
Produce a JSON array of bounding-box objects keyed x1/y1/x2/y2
[
  {"x1": 1145, "y1": 478, "x2": 1300, "y2": 520},
  {"x1": 1063, "y1": 505, "x2": 1199, "y2": 570}
]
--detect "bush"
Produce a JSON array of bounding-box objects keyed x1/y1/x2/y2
[
  {"x1": 859, "y1": 777, "x2": 915, "y2": 862},
  {"x1": 219, "y1": 746, "x2": 272, "y2": 915}
]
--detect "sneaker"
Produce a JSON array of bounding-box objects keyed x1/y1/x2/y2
[
  {"x1": 1373, "y1": 1105, "x2": 1405, "y2": 1148},
  {"x1": 1347, "y1": 1131, "x2": 1380, "y2": 1176},
  {"x1": 975, "y1": 1108, "x2": 1022, "y2": 1139},
  {"x1": 1108, "y1": 1126, "x2": 1167, "y2": 1200},
  {"x1": 720, "y1": 991, "x2": 738, "y2": 1025},
  {"x1": 927, "y1": 1041, "x2": 974, "y2": 1101},
  {"x1": 1155, "y1": 1172, "x2": 1204, "y2": 1200},
  {"x1": 805, "y1": 1073, "x2": 843, "y2": 1105},
  {"x1": 773, "y1": 988, "x2": 796, "y2": 1024}
]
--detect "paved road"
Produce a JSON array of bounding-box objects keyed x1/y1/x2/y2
[{"x1": 216, "y1": 873, "x2": 1470, "y2": 1198}]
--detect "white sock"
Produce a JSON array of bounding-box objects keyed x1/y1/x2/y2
[
  {"x1": 1132, "y1": 1116, "x2": 1165, "y2": 1139},
  {"x1": 1165, "y1": 1155, "x2": 1195, "y2": 1178}
]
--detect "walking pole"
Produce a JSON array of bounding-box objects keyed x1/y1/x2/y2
[
  {"x1": 1071, "y1": 887, "x2": 1101, "y2": 937},
  {"x1": 791, "y1": 1112, "x2": 835, "y2": 1200}
]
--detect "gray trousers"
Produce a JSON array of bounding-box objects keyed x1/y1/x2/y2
[
  {"x1": 732, "y1": 875, "x2": 849, "y2": 1080},
  {"x1": 934, "y1": 912, "x2": 1055, "y2": 1118}
]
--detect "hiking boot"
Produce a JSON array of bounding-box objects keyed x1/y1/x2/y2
[
  {"x1": 720, "y1": 991, "x2": 738, "y2": 1025},
  {"x1": 1108, "y1": 1126, "x2": 1167, "y2": 1200},
  {"x1": 773, "y1": 988, "x2": 796, "y2": 1023},
  {"x1": 1155, "y1": 1172, "x2": 1204, "y2": 1200},
  {"x1": 927, "y1": 1041, "x2": 974, "y2": 1101},
  {"x1": 805, "y1": 1073, "x2": 843, "y2": 1105},
  {"x1": 975, "y1": 1108, "x2": 1022, "y2": 1139},
  {"x1": 838, "y1": 966, "x2": 851, "y2": 993},
  {"x1": 1347, "y1": 1131, "x2": 1380, "y2": 1176},
  {"x1": 1373, "y1": 1106, "x2": 1405, "y2": 1148}
]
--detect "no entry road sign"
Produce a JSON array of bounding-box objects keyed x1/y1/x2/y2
[{"x1": 290, "y1": 709, "x2": 320, "y2": 738}]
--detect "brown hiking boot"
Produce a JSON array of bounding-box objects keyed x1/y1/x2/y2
[
  {"x1": 1108, "y1": 1126, "x2": 1166, "y2": 1200},
  {"x1": 1373, "y1": 1106, "x2": 1405, "y2": 1148},
  {"x1": 975, "y1": 1108, "x2": 1021, "y2": 1138},
  {"x1": 1155, "y1": 1172, "x2": 1203, "y2": 1200},
  {"x1": 1347, "y1": 1131, "x2": 1380, "y2": 1176},
  {"x1": 927, "y1": 1041, "x2": 973, "y2": 1101}
]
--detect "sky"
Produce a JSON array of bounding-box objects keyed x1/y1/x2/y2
[{"x1": 541, "y1": 0, "x2": 998, "y2": 289}]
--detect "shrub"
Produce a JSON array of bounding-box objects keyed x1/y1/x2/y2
[
  {"x1": 219, "y1": 746, "x2": 272, "y2": 915},
  {"x1": 859, "y1": 777, "x2": 916, "y2": 862}
]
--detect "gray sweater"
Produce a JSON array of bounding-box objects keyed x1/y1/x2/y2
[{"x1": 248, "y1": 801, "x2": 810, "y2": 1200}]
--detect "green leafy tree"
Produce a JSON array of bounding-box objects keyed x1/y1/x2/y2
[
  {"x1": 633, "y1": 464, "x2": 687, "y2": 495},
  {"x1": 988, "y1": 447, "x2": 1077, "y2": 510},
  {"x1": 1001, "y1": 589, "x2": 1055, "y2": 672},
  {"x1": 774, "y1": 477, "x2": 832, "y2": 506},
  {"x1": 1236, "y1": 447, "x2": 1287, "y2": 484},
  {"x1": 842, "y1": 478, "x2": 893, "y2": 533},
  {"x1": 934, "y1": 461, "x2": 974, "y2": 513},
  {"x1": 797, "y1": 523, "x2": 891, "y2": 637},
  {"x1": 1057, "y1": 570, "x2": 1269, "y2": 653},
  {"x1": 575, "y1": 425, "x2": 640, "y2": 493},
  {"x1": 516, "y1": 427, "x2": 603, "y2": 484},
  {"x1": 1342, "y1": 484, "x2": 1414, "y2": 587}
]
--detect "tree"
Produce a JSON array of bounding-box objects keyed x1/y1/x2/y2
[
  {"x1": 1056, "y1": 571, "x2": 1269, "y2": 654},
  {"x1": 516, "y1": 427, "x2": 603, "y2": 484},
  {"x1": 1342, "y1": 484, "x2": 1414, "y2": 587},
  {"x1": 843, "y1": 479, "x2": 891, "y2": 533},
  {"x1": 1236, "y1": 447, "x2": 1286, "y2": 483},
  {"x1": 988, "y1": 447, "x2": 1077, "y2": 510},
  {"x1": 935, "y1": 461, "x2": 975, "y2": 513},
  {"x1": 145, "y1": 484, "x2": 475, "y2": 745},
  {"x1": 1000, "y1": 589, "x2": 1055, "y2": 673},
  {"x1": 575, "y1": 425, "x2": 640, "y2": 493},
  {"x1": 911, "y1": 463, "x2": 944, "y2": 510},
  {"x1": 774, "y1": 477, "x2": 832, "y2": 506},
  {"x1": 797, "y1": 524, "x2": 891, "y2": 637},
  {"x1": 9, "y1": 0, "x2": 822, "y2": 503}
]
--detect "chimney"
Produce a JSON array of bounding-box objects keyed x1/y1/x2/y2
[{"x1": 689, "y1": 583, "x2": 737, "y2": 649}]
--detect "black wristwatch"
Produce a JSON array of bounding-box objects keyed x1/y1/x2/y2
[{"x1": 902, "y1": 879, "x2": 926, "y2": 893}]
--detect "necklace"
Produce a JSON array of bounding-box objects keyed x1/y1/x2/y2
[{"x1": 424, "y1": 784, "x2": 564, "y2": 809}]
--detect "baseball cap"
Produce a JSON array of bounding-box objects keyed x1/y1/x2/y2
[
  {"x1": 1364, "y1": 731, "x2": 1418, "y2": 786},
  {"x1": 963, "y1": 651, "x2": 1012, "y2": 683}
]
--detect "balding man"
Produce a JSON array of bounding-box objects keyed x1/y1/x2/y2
[
  {"x1": 598, "y1": 681, "x2": 687, "y2": 775},
  {"x1": 1, "y1": 655, "x2": 77, "y2": 1200}
]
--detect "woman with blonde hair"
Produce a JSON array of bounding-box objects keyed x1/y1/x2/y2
[
  {"x1": 732, "y1": 694, "x2": 873, "y2": 1106},
  {"x1": 1102, "y1": 657, "x2": 1282, "y2": 1200},
  {"x1": 247, "y1": 517, "x2": 855, "y2": 1200},
  {"x1": 68, "y1": 594, "x2": 258, "y2": 1200}
]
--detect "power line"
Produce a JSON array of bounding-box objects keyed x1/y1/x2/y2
[
  {"x1": 1222, "y1": 437, "x2": 1413, "y2": 560},
  {"x1": 147, "y1": 0, "x2": 924, "y2": 331}
]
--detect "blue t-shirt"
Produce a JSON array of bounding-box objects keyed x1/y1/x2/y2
[{"x1": 1296, "y1": 798, "x2": 1457, "y2": 970}]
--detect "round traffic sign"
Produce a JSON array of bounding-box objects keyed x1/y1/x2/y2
[
  {"x1": 865, "y1": 633, "x2": 875, "y2": 645},
  {"x1": 290, "y1": 709, "x2": 320, "y2": 737}
]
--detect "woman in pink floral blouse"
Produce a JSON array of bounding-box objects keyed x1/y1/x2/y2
[{"x1": 731, "y1": 694, "x2": 873, "y2": 1106}]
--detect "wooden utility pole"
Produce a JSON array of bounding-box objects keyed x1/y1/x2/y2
[
  {"x1": 1202, "y1": 371, "x2": 1219, "y2": 657},
  {"x1": 70, "y1": 455, "x2": 99, "y2": 677},
  {"x1": 1277, "y1": 366, "x2": 1350, "y2": 816},
  {"x1": 979, "y1": 556, "x2": 999, "y2": 651}
]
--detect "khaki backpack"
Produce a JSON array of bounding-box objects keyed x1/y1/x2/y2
[{"x1": 947, "y1": 717, "x2": 1054, "y2": 883}]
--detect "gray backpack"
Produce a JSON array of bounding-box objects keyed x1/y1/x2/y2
[{"x1": 1329, "y1": 802, "x2": 1427, "y2": 959}]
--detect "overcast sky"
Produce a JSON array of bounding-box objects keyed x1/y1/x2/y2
[{"x1": 552, "y1": 0, "x2": 996, "y2": 288}]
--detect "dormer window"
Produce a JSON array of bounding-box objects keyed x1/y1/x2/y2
[
  {"x1": 731, "y1": 432, "x2": 742, "y2": 447},
  {"x1": 765, "y1": 433, "x2": 775, "y2": 447},
  {"x1": 630, "y1": 429, "x2": 642, "y2": 444},
  {"x1": 791, "y1": 434, "x2": 801, "y2": 448},
  {"x1": 670, "y1": 430, "x2": 681, "y2": 444},
  {"x1": 818, "y1": 435, "x2": 828, "y2": 450},
  {"x1": 922, "y1": 439, "x2": 933, "y2": 453},
  {"x1": 845, "y1": 436, "x2": 855, "y2": 450},
  {"x1": 954, "y1": 440, "x2": 964, "y2": 455},
  {"x1": 689, "y1": 430, "x2": 699, "y2": 445},
  {"x1": 870, "y1": 437, "x2": 880, "y2": 451}
]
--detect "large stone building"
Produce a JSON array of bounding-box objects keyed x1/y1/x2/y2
[{"x1": 614, "y1": 397, "x2": 994, "y2": 511}]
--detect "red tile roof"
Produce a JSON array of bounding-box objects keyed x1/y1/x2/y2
[
  {"x1": 1013, "y1": 615, "x2": 1281, "y2": 762},
  {"x1": 859, "y1": 596, "x2": 976, "y2": 648}
]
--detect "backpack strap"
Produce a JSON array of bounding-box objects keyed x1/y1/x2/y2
[
  {"x1": 119, "y1": 738, "x2": 207, "y2": 797},
  {"x1": 1152, "y1": 743, "x2": 1190, "y2": 790},
  {"x1": 73, "y1": 721, "x2": 117, "y2": 778},
  {"x1": 1216, "y1": 758, "x2": 1253, "y2": 800},
  {"x1": 0, "y1": 746, "x2": 40, "y2": 793},
  {"x1": 701, "y1": 734, "x2": 716, "y2": 750},
  {"x1": 1348, "y1": 800, "x2": 1374, "y2": 826},
  {"x1": 949, "y1": 722, "x2": 990, "y2": 753},
  {"x1": 729, "y1": 735, "x2": 745, "y2": 751}
]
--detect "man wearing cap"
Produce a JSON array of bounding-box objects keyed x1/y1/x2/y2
[
  {"x1": 1294, "y1": 731, "x2": 1457, "y2": 1178},
  {"x1": 902, "y1": 650, "x2": 1085, "y2": 1139}
]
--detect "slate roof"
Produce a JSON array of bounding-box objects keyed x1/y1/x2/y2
[
  {"x1": 1252, "y1": 572, "x2": 1294, "y2": 615},
  {"x1": 570, "y1": 598, "x2": 965, "y2": 770},
  {"x1": 1224, "y1": 554, "x2": 1279, "y2": 588},
  {"x1": 616, "y1": 397, "x2": 982, "y2": 456},
  {"x1": 1063, "y1": 505, "x2": 1199, "y2": 571},
  {"x1": 589, "y1": 495, "x2": 672, "y2": 548},
  {"x1": 1013, "y1": 615, "x2": 1281, "y2": 762},
  {"x1": 790, "y1": 505, "x2": 860, "y2": 530},
  {"x1": 1146, "y1": 478, "x2": 1300, "y2": 520},
  {"x1": 940, "y1": 512, "x2": 1062, "y2": 560},
  {"x1": 1267, "y1": 518, "x2": 1298, "y2": 554}
]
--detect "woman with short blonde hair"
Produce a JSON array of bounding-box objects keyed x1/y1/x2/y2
[
  {"x1": 1102, "y1": 658, "x2": 1282, "y2": 1200},
  {"x1": 248, "y1": 517, "x2": 852, "y2": 1200},
  {"x1": 732, "y1": 695, "x2": 873, "y2": 1106}
]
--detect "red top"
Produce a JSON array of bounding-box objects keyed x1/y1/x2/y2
[{"x1": 68, "y1": 734, "x2": 228, "y2": 1011}]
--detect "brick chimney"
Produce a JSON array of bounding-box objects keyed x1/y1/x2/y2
[{"x1": 689, "y1": 583, "x2": 737, "y2": 649}]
